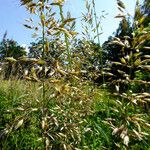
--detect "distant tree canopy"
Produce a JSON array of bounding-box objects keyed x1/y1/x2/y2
[
  {"x1": 140, "y1": 0, "x2": 150, "y2": 26},
  {"x1": 0, "y1": 33, "x2": 26, "y2": 60},
  {"x1": 28, "y1": 40, "x2": 43, "y2": 58}
]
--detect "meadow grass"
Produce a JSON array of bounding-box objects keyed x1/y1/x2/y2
[
  {"x1": 0, "y1": 78, "x2": 110, "y2": 149},
  {"x1": 1, "y1": 78, "x2": 149, "y2": 150}
]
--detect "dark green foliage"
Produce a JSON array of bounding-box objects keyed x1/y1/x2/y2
[
  {"x1": 0, "y1": 34, "x2": 26, "y2": 60},
  {"x1": 138, "y1": 0, "x2": 150, "y2": 27},
  {"x1": 28, "y1": 40, "x2": 43, "y2": 58}
]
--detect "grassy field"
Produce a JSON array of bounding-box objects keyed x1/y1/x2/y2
[
  {"x1": 0, "y1": 78, "x2": 149, "y2": 150},
  {"x1": 0, "y1": 78, "x2": 108, "y2": 149}
]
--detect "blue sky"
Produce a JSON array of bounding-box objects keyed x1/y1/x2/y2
[{"x1": 0, "y1": 0, "x2": 136, "y2": 46}]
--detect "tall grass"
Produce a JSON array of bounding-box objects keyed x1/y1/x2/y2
[
  {"x1": 1, "y1": 77, "x2": 149, "y2": 149},
  {"x1": 0, "y1": 78, "x2": 111, "y2": 149},
  {"x1": 0, "y1": 0, "x2": 149, "y2": 149}
]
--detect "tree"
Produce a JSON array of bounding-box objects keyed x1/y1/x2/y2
[
  {"x1": 0, "y1": 33, "x2": 26, "y2": 60},
  {"x1": 28, "y1": 40, "x2": 43, "y2": 58},
  {"x1": 140, "y1": 0, "x2": 150, "y2": 26}
]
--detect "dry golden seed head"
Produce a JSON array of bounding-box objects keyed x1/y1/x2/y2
[
  {"x1": 42, "y1": 120, "x2": 46, "y2": 129},
  {"x1": 63, "y1": 144, "x2": 67, "y2": 150},
  {"x1": 133, "y1": 129, "x2": 143, "y2": 141},
  {"x1": 45, "y1": 137, "x2": 50, "y2": 148},
  {"x1": 15, "y1": 119, "x2": 24, "y2": 130},
  {"x1": 120, "y1": 129, "x2": 128, "y2": 139},
  {"x1": 31, "y1": 108, "x2": 38, "y2": 111},
  {"x1": 115, "y1": 85, "x2": 120, "y2": 92},
  {"x1": 123, "y1": 135, "x2": 129, "y2": 146},
  {"x1": 16, "y1": 107, "x2": 24, "y2": 111},
  {"x1": 139, "y1": 132, "x2": 149, "y2": 136}
]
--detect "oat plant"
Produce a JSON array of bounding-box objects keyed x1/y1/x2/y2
[{"x1": 103, "y1": 0, "x2": 150, "y2": 148}]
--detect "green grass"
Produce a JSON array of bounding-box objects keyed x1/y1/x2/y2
[{"x1": 0, "y1": 79, "x2": 149, "y2": 150}]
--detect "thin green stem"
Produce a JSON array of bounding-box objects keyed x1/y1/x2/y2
[
  {"x1": 42, "y1": 0, "x2": 45, "y2": 102},
  {"x1": 42, "y1": 23, "x2": 45, "y2": 59},
  {"x1": 92, "y1": 0, "x2": 105, "y2": 84},
  {"x1": 59, "y1": 5, "x2": 72, "y2": 70}
]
